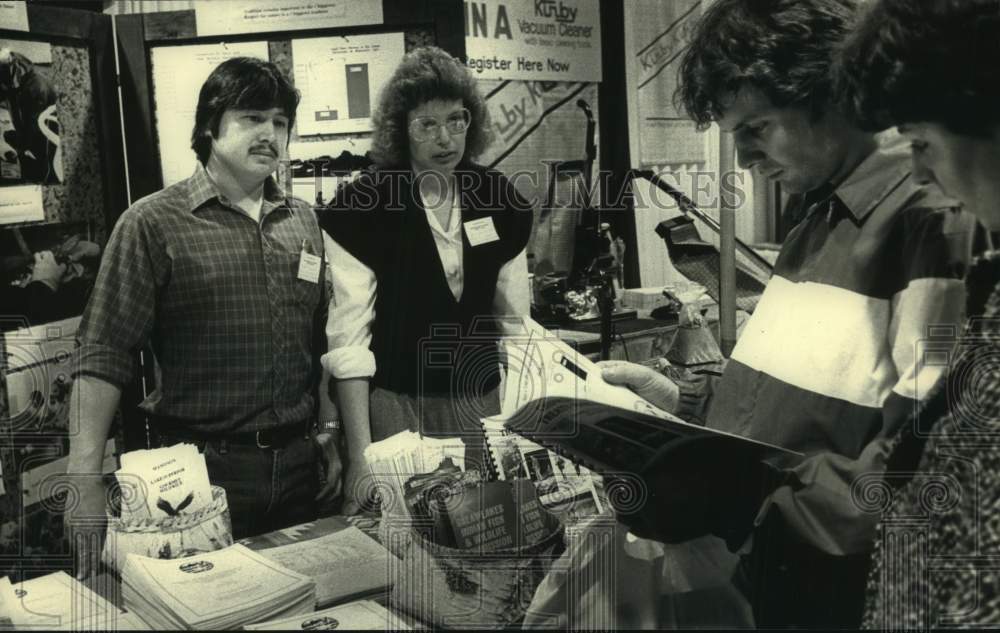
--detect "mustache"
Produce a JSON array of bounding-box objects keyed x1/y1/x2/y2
[{"x1": 250, "y1": 143, "x2": 278, "y2": 157}]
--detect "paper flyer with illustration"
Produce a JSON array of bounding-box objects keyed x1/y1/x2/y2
[{"x1": 117, "y1": 443, "x2": 213, "y2": 520}]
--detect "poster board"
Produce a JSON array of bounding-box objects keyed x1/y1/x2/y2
[
  {"x1": 0, "y1": 1, "x2": 127, "y2": 583},
  {"x1": 194, "y1": 0, "x2": 383, "y2": 37},
  {"x1": 150, "y1": 40, "x2": 271, "y2": 187},
  {"x1": 464, "y1": 0, "x2": 602, "y2": 82},
  {"x1": 292, "y1": 32, "x2": 405, "y2": 136},
  {"x1": 628, "y1": 0, "x2": 706, "y2": 167},
  {"x1": 478, "y1": 79, "x2": 601, "y2": 276},
  {"x1": 117, "y1": 0, "x2": 463, "y2": 202}
]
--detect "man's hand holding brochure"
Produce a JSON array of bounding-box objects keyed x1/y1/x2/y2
[{"x1": 498, "y1": 318, "x2": 799, "y2": 549}]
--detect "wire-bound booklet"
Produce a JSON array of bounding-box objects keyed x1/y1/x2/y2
[{"x1": 496, "y1": 319, "x2": 799, "y2": 539}]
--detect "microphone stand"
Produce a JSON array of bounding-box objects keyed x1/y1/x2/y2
[
  {"x1": 626, "y1": 168, "x2": 775, "y2": 275},
  {"x1": 577, "y1": 99, "x2": 615, "y2": 360},
  {"x1": 577, "y1": 99, "x2": 597, "y2": 217},
  {"x1": 598, "y1": 271, "x2": 615, "y2": 361}
]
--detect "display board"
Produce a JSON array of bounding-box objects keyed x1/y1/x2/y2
[
  {"x1": 150, "y1": 40, "x2": 270, "y2": 186},
  {"x1": 628, "y1": 0, "x2": 706, "y2": 167},
  {"x1": 147, "y1": 30, "x2": 407, "y2": 188},
  {"x1": 291, "y1": 32, "x2": 405, "y2": 136},
  {"x1": 116, "y1": 0, "x2": 462, "y2": 202},
  {"x1": 0, "y1": 2, "x2": 127, "y2": 582},
  {"x1": 478, "y1": 78, "x2": 601, "y2": 276},
  {"x1": 193, "y1": 0, "x2": 383, "y2": 37},
  {"x1": 463, "y1": 0, "x2": 602, "y2": 82}
]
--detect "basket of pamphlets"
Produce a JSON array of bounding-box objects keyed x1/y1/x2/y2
[
  {"x1": 103, "y1": 443, "x2": 234, "y2": 573},
  {"x1": 388, "y1": 471, "x2": 566, "y2": 629},
  {"x1": 103, "y1": 484, "x2": 232, "y2": 573}
]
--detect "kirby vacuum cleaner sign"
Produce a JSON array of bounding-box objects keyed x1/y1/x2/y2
[{"x1": 464, "y1": 0, "x2": 602, "y2": 82}]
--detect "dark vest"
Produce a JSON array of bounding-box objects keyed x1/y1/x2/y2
[{"x1": 320, "y1": 163, "x2": 533, "y2": 397}]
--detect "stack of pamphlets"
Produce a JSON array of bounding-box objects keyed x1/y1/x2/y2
[
  {"x1": 121, "y1": 544, "x2": 315, "y2": 629},
  {"x1": 244, "y1": 599, "x2": 411, "y2": 630},
  {"x1": 0, "y1": 572, "x2": 149, "y2": 631},
  {"x1": 363, "y1": 431, "x2": 466, "y2": 517}
]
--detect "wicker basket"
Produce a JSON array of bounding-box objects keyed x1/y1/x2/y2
[
  {"x1": 389, "y1": 521, "x2": 565, "y2": 628},
  {"x1": 102, "y1": 485, "x2": 233, "y2": 573}
]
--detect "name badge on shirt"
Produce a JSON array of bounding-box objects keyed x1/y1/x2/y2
[
  {"x1": 463, "y1": 217, "x2": 500, "y2": 247},
  {"x1": 297, "y1": 240, "x2": 322, "y2": 284}
]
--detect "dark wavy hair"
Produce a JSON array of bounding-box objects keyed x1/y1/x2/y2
[
  {"x1": 370, "y1": 46, "x2": 493, "y2": 167},
  {"x1": 835, "y1": 0, "x2": 1000, "y2": 136},
  {"x1": 191, "y1": 57, "x2": 300, "y2": 165},
  {"x1": 676, "y1": 0, "x2": 859, "y2": 128}
]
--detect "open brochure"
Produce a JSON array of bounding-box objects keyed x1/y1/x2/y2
[
  {"x1": 241, "y1": 517, "x2": 399, "y2": 608},
  {"x1": 501, "y1": 318, "x2": 713, "y2": 423},
  {"x1": 0, "y1": 572, "x2": 148, "y2": 631},
  {"x1": 497, "y1": 319, "x2": 799, "y2": 502}
]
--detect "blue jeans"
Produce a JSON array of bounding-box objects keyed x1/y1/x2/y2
[{"x1": 155, "y1": 431, "x2": 320, "y2": 540}]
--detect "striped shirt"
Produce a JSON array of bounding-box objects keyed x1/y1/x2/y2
[
  {"x1": 705, "y1": 138, "x2": 980, "y2": 555},
  {"x1": 73, "y1": 164, "x2": 328, "y2": 434}
]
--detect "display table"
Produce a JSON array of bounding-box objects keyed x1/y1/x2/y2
[
  {"x1": 70, "y1": 307, "x2": 735, "y2": 630},
  {"x1": 551, "y1": 305, "x2": 721, "y2": 365},
  {"x1": 82, "y1": 514, "x2": 434, "y2": 630}
]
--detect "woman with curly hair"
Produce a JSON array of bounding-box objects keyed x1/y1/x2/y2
[
  {"x1": 318, "y1": 46, "x2": 532, "y2": 513},
  {"x1": 835, "y1": 0, "x2": 1000, "y2": 628}
]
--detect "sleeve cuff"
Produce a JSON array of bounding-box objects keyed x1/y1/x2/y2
[
  {"x1": 321, "y1": 346, "x2": 376, "y2": 379},
  {"x1": 71, "y1": 343, "x2": 136, "y2": 390},
  {"x1": 670, "y1": 367, "x2": 723, "y2": 425}
]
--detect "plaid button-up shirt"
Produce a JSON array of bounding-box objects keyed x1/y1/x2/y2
[{"x1": 74, "y1": 164, "x2": 328, "y2": 433}]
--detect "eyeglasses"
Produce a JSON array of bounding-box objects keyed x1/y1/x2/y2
[{"x1": 408, "y1": 108, "x2": 472, "y2": 142}]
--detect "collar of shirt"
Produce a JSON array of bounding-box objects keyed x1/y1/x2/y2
[
  {"x1": 806, "y1": 136, "x2": 912, "y2": 224},
  {"x1": 185, "y1": 163, "x2": 289, "y2": 217},
  {"x1": 421, "y1": 186, "x2": 463, "y2": 244}
]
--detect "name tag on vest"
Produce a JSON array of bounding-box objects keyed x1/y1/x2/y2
[{"x1": 463, "y1": 217, "x2": 500, "y2": 246}]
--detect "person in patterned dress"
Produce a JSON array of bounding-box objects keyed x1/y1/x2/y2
[{"x1": 836, "y1": 0, "x2": 1000, "y2": 627}]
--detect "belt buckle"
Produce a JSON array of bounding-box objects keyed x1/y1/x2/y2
[{"x1": 255, "y1": 430, "x2": 272, "y2": 449}]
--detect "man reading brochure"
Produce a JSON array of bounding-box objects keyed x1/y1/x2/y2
[
  {"x1": 602, "y1": 0, "x2": 977, "y2": 629},
  {"x1": 66, "y1": 58, "x2": 342, "y2": 576}
]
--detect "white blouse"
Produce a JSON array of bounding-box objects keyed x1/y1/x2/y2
[{"x1": 320, "y1": 190, "x2": 529, "y2": 380}]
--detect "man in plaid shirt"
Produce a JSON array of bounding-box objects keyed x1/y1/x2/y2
[{"x1": 65, "y1": 58, "x2": 343, "y2": 575}]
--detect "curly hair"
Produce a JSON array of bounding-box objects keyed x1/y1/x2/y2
[
  {"x1": 370, "y1": 46, "x2": 493, "y2": 167},
  {"x1": 676, "y1": 0, "x2": 860, "y2": 128},
  {"x1": 835, "y1": 0, "x2": 1000, "y2": 136},
  {"x1": 191, "y1": 57, "x2": 299, "y2": 165}
]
